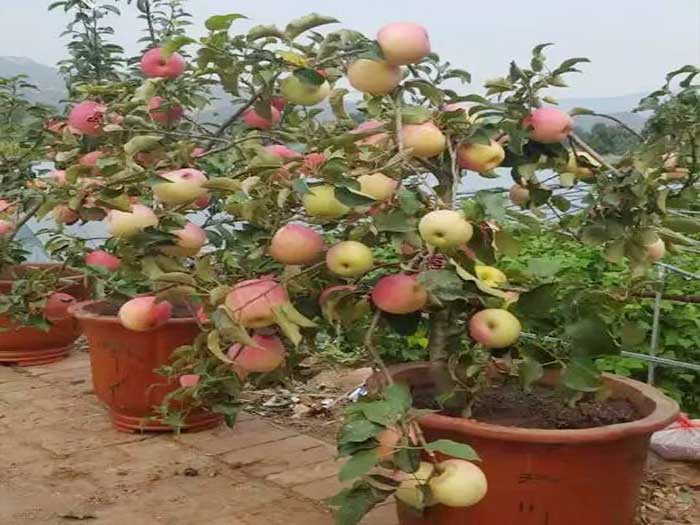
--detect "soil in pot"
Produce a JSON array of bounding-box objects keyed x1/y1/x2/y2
[
  {"x1": 72, "y1": 300, "x2": 222, "y2": 433},
  {"x1": 0, "y1": 264, "x2": 87, "y2": 366}
]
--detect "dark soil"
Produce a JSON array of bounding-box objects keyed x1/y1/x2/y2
[{"x1": 413, "y1": 381, "x2": 641, "y2": 430}]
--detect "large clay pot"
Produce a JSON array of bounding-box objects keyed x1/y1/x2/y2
[
  {"x1": 70, "y1": 300, "x2": 222, "y2": 433},
  {"x1": 0, "y1": 263, "x2": 86, "y2": 366},
  {"x1": 386, "y1": 362, "x2": 679, "y2": 525}
]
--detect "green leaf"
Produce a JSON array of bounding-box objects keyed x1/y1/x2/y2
[
  {"x1": 494, "y1": 230, "x2": 520, "y2": 257},
  {"x1": 561, "y1": 358, "x2": 602, "y2": 393},
  {"x1": 207, "y1": 330, "x2": 234, "y2": 364},
  {"x1": 404, "y1": 80, "x2": 444, "y2": 105},
  {"x1": 569, "y1": 107, "x2": 594, "y2": 117},
  {"x1": 384, "y1": 383, "x2": 412, "y2": 412},
  {"x1": 621, "y1": 321, "x2": 647, "y2": 347},
  {"x1": 418, "y1": 270, "x2": 464, "y2": 302},
  {"x1": 565, "y1": 316, "x2": 617, "y2": 357},
  {"x1": 425, "y1": 440, "x2": 480, "y2": 461},
  {"x1": 248, "y1": 24, "x2": 283, "y2": 41},
  {"x1": 124, "y1": 135, "x2": 162, "y2": 156},
  {"x1": 285, "y1": 13, "x2": 339, "y2": 40},
  {"x1": 443, "y1": 69, "x2": 471, "y2": 84},
  {"x1": 526, "y1": 258, "x2": 562, "y2": 279},
  {"x1": 374, "y1": 211, "x2": 417, "y2": 233},
  {"x1": 205, "y1": 13, "x2": 247, "y2": 31},
  {"x1": 518, "y1": 357, "x2": 544, "y2": 392},
  {"x1": 294, "y1": 68, "x2": 326, "y2": 86},
  {"x1": 339, "y1": 419, "x2": 383, "y2": 444},
  {"x1": 393, "y1": 447, "x2": 420, "y2": 473},
  {"x1": 328, "y1": 482, "x2": 390, "y2": 525},
  {"x1": 339, "y1": 449, "x2": 379, "y2": 482},
  {"x1": 162, "y1": 36, "x2": 195, "y2": 58},
  {"x1": 335, "y1": 187, "x2": 376, "y2": 207},
  {"x1": 515, "y1": 284, "x2": 557, "y2": 318},
  {"x1": 399, "y1": 106, "x2": 433, "y2": 125}
]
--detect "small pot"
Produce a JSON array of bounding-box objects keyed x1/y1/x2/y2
[
  {"x1": 385, "y1": 362, "x2": 679, "y2": 525},
  {"x1": 70, "y1": 300, "x2": 222, "y2": 433},
  {"x1": 0, "y1": 263, "x2": 86, "y2": 366}
]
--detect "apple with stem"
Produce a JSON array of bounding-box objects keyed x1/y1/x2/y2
[
  {"x1": 419, "y1": 210, "x2": 473, "y2": 249},
  {"x1": 118, "y1": 296, "x2": 173, "y2": 332},
  {"x1": 395, "y1": 461, "x2": 435, "y2": 509},
  {"x1": 270, "y1": 223, "x2": 325, "y2": 265},
  {"x1": 326, "y1": 241, "x2": 374, "y2": 277},
  {"x1": 469, "y1": 308, "x2": 521, "y2": 349},
  {"x1": 429, "y1": 459, "x2": 488, "y2": 507},
  {"x1": 153, "y1": 168, "x2": 208, "y2": 205},
  {"x1": 372, "y1": 274, "x2": 428, "y2": 314},
  {"x1": 475, "y1": 265, "x2": 507, "y2": 288},
  {"x1": 225, "y1": 278, "x2": 289, "y2": 328},
  {"x1": 140, "y1": 47, "x2": 186, "y2": 79}
]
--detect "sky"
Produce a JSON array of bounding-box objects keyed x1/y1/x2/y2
[{"x1": 0, "y1": 0, "x2": 698, "y2": 98}]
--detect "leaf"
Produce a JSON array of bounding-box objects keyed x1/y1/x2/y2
[
  {"x1": 328, "y1": 482, "x2": 390, "y2": 525},
  {"x1": 204, "y1": 178, "x2": 240, "y2": 192},
  {"x1": 339, "y1": 419, "x2": 383, "y2": 444},
  {"x1": 373, "y1": 211, "x2": 417, "y2": 233},
  {"x1": 207, "y1": 330, "x2": 233, "y2": 364},
  {"x1": 384, "y1": 383, "x2": 412, "y2": 413},
  {"x1": 621, "y1": 321, "x2": 647, "y2": 347},
  {"x1": 443, "y1": 68, "x2": 471, "y2": 84},
  {"x1": 335, "y1": 187, "x2": 376, "y2": 207},
  {"x1": 330, "y1": 88, "x2": 350, "y2": 120},
  {"x1": 293, "y1": 68, "x2": 326, "y2": 86},
  {"x1": 205, "y1": 13, "x2": 247, "y2": 31},
  {"x1": 518, "y1": 357, "x2": 544, "y2": 392},
  {"x1": 565, "y1": 317, "x2": 618, "y2": 357},
  {"x1": 247, "y1": 24, "x2": 283, "y2": 41},
  {"x1": 561, "y1": 358, "x2": 602, "y2": 393},
  {"x1": 124, "y1": 135, "x2": 162, "y2": 156},
  {"x1": 425, "y1": 440, "x2": 480, "y2": 461},
  {"x1": 285, "y1": 13, "x2": 339, "y2": 40},
  {"x1": 399, "y1": 106, "x2": 433, "y2": 125},
  {"x1": 404, "y1": 80, "x2": 444, "y2": 105},
  {"x1": 494, "y1": 230, "x2": 520, "y2": 257},
  {"x1": 569, "y1": 107, "x2": 594, "y2": 117},
  {"x1": 418, "y1": 270, "x2": 464, "y2": 302},
  {"x1": 161, "y1": 36, "x2": 195, "y2": 58},
  {"x1": 278, "y1": 51, "x2": 309, "y2": 67},
  {"x1": 393, "y1": 447, "x2": 420, "y2": 473},
  {"x1": 515, "y1": 284, "x2": 557, "y2": 318},
  {"x1": 339, "y1": 449, "x2": 379, "y2": 482},
  {"x1": 384, "y1": 312, "x2": 421, "y2": 336}
]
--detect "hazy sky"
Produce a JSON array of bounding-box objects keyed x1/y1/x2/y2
[{"x1": 1, "y1": 0, "x2": 698, "y2": 98}]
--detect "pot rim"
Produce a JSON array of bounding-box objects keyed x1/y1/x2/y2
[
  {"x1": 69, "y1": 299, "x2": 199, "y2": 326},
  {"x1": 389, "y1": 362, "x2": 680, "y2": 444}
]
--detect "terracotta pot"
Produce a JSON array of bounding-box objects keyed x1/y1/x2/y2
[
  {"x1": 70, "y1": 300, "x2": 222, "y2": 433},
  {"x1": 0, "y1": 264, "x2": 87, "y2": 366},
  {"x1": 386, "y1": 362, "x2": 679, "y2": 525}
]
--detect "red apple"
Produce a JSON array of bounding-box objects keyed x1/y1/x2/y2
[
  {"x1": 242, "y1": 106, "x2": 281, "y2": 129},
  {"x1": 352, "y1": 120, "x2": 390, "y2": 146},
  {"x1": 371, "y1": 274, "x2": 428, "y2": 314},
  {"x1": 140, "y1": 47, "x2": 186, "y2": 79},
  {"x1": 148, "y1": 96, "x2": 184, "y2": 125},
  {"x1": 86, "y1": 250, "x2": 121, "y2": 271},
  {"x1": 264, "y1": 144, "x2": 301, "y2": 160},
  {"x1": 44, "y1": 293, "x2": 78, "y2": 322},
  {"x1": 0, "y1": 220, "x2": 13, "y2": 237},
  {"x1": 468, "y1": 308, "x2": 521, "y2": 349},
  {"x1": 225, "y1": 278, "x2": 289, "y2": 328},
  {"x1": 271, "y1": 96, "x2": 287, "y2": 111},
  {"x1": 118, "y1": 296, "x2": 173, "y2": 332},
  {"x1": 523, "y1": 107, "x2": 573, "y2": 143},
  {"x1": 377, "y1": 22, "x2": 431, "y2": 65},
  {"x1": 79, "y1": 151, "x2": 106, "y2": 175},
  {"x1": 179, "y1": 374, "x2": 200, "y2": 387},
  {"x1": 269, "y1": 223, "x2": 325, "y2": 265},
  {"x1": 68, "y1": 101, "x2": 106, "y2": 137},
  {"x1": 162, "y1": 222, "x2": 207, "y2": 257},
  {"x1": 52, "y1": 205, "x2": 79, "y2": 225},
  {"x1": 228, "y1": 333, "x2": 286, "y2": 376},
  {"x1": 303, "y1": 152, "x2": 327, "y2": 172},
  {"x1": 47, "y1": 170, "x2": 68, "y2": 186}
]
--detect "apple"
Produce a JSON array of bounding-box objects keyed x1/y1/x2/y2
[
  {"x1": 153, "y1": 168, "x2": 208, "y2": 205},
  {"x1": 302, "y1": 185, "x2": 350, "y2": 219},
  {"x1": 270, "y1": 223, "x2": 325, "y2": 265},
  {"x1": 264, "y1": 144, "x2": 301, "y2": 160},
  {"x1": 303, "y1": 152, "x2": 327, "y2": 172},
  {"x1": 140, "y1": 47, "x2": 186, "y2": 79},
  {"x1": 429, "y1": 459, "x2": 487, "y2": 508},
  {"x1": 395, "y1": 461, "x2": 435, "y2": 509},
  {"x1": 47, "y1": 170, "x2": 68, "y2": 186},
  {"x1": 319, "y1": 284, "x2": 358, "y2": 306},
  {"x1": 326, "y1": 241, "x2": 374, "y2": 277},
  {"x1": 376, "y1": 426, "x2": 402, "y2": 461},
  {"x1": 179, "y1": 374, "x2": 200, "y2": 388},
  {"x1": 106, "y1": 204, "x2": 158, "y2": 238},
  {"x1": 523, "y1": 107, "x2": 573, "y2": 143},
  {"x1": 358, "y1": 172, "x2": 398, "y2": 201},
  {"x1": 225, "y1": 278, "x2": 289, "y2": 328},
  {"x1": 352, "y1": 120, "x2": 390, "y2": 146},
  {"x1": 162, "y1": 222, "x2": 207, "y2": 257},
  {"x1": 401, "y1": 122, "x2": 447, "y2": 158},
  {"x1": 508, "y1": 184, "x2": 530, "y2": 205},
  {"x1": 52, "y1": 205, "x2": 79, "y2": 225},
  {"x1": 419, "y1": 210, "x2": 473, "y2": 249},
  {"x1": 646, "y1": 238, "x2": 666, "y2": 261},
  {"x1": 44, "y1": 293, "x2": 78, "y2": 322},
  {"x1": 79, "y1": 151, "x2": 106, "y2": 175},
  {"x1": 86, "y1": 250, "x2": 121, "y2": 271},
  {"x1": 242, "y1": 106, "x2": 282, "y2": 129},
  {"x1": 68, "y1": 101, "x2": 106, "y2": 137},
  {"x1": 148, "y1": 96, "x2": 184, "y2": 125},
  {"x1": 279, "y1": 75, "x2": 331, "y2": 106},
  {"x1": 475, "y1": 265, "x2": 507, "y2": 288},
  {"x1": 228, "y1": 334, "x2": 286, "y2": 377},
  {"x1": 457, "y1": 141, "x2": 505, "y2": 172},
  {"x1": 271, "y1": 96, "x2": 287, "y2": 111},
  {"x1": 0, "y1": 220, "x2": 13, "y2": 237},
  {"x1": 194, "y1": 194, "x2": 212, "y2": 209},
  {"x1": 567, "y1": 151, "x2": 600, "y2": 180},
  {"x1": 348, "y1": 59, "x2": 402, "y2": 95},
  {"x1": 469, "y1": 308, "x2": 521, "y2": 349},
  {"x1": 372, "y1": 274, "x2": 428, "y2": 314},
  {"x1": 377, "y1": 22, "x2": 431, "y2": 65},
  {"x1": 118, "y1": 296, "x2": 173, "y2": 332}
]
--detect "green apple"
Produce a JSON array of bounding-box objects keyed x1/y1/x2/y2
[
  {"x1": 468, "y1": 308, "x2": 521, "y2": 349},
  {"x1": 475, "y1": 265, "x2": 507, "y2": 288},
  {"x1": 418, "y1": 210, "x2": 473, "y2": 249},
  {"x1": 395, "y1": 461, "x2": 435, "y2": 509},
  {"x1": 326, "y1": 240, "x2": 374, "y2": 277},
  {"x1": 302, "y1": 185, "x2": 350, "y2": 219},
  {"x1": 280, "y1": 76, "x2": 331, "y2": 106},
  {"x1": 429, "y1": 459, "x2": 487, "y2": 508}
]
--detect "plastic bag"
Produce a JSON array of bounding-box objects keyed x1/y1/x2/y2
[{"x1": 650, "y1": 414, "x2": 700, "y2": 461}]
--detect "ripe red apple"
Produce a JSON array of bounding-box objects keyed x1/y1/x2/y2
[
  {"x1": 523, "y1": 107, "x2": 573, "y2": 143},
  {"x1": 52, "y1": 205, "x2": 79, "y2": 225},
  {"x1": 148, "y1": 96, "x2": 184, "y2": 125},
  {"x1": 179, "y1": 374, "x2": 200, "y2": 387},
  {"x1": 419, "y1": 210, "x2": 473, "y2": 249},
  {"x1": 271, "y1": 96, "x2": 287, "y2": 111},
  {"x1": 318, "y1": 284, "x2": 358, "y2": 306},
  {"x1": 469, "y1": 308, "x2": 521, "y2": 349},
  {"x1": 352, "y1": 120, "x2": 390, "y2": 146},
  {"x1": 264, "y1": 144, "x2": 301, "y2": 160},
  {"x1": 118, "y1": 296, "x2": 173, "y2": 332},
  {"x1": 401, "y1": 122, "x2": 446, "y2": 158},
  {"x1": 106, "y1": 204, "x2": 158, "y2": 238},
  {"x1": 508, "y1": 184, "x2": 530, "y2": 205},
  {"x1": 225, "y1": 278, "x2": 289, "y2": 328},
  {"x1": 358, "y1": 172, "x2": 398, "y2": 201},
  {"x1": 79, "y1": 151, "x2": 106, "y2": 175},
  {"x1": 377, "y1": 22, "x2": 431, "y2": 65},
  {"x1": 68, "y1": 101, "x2": 106, "y2": 137},
  {"x1": 326, "y1": 241, "x2": 374, "y2": 277},
  {"x1": 153, "y1": 168, "x2": 208, "y2": 205},
  {"x1": 228, "y1": 334, "x2": 286, "y2": 377},
  {"x1": 162, "y1": 222, "x2": 207, "y2": 257},
  {"x1": 457, "y1": 141, "x2": 505, "y2": 172},
  {"x1": 194, "y1": 194, "x2": 212, "y2": 209},
  {"x1": 43, "y1": 292, "x2": 78, "y2": 322},
  {"x1": 0, "y1": 220, "x2": 14, "y2": 237},
  {"x1": 348, "y1": 59, "x2": 402, "y2": 95},
  {"x1": 270, "y1": 223, "x2": 324, "y2": 265},
  {"x1": 429, "y1": 459, "x2": 488, "y2": 508},
  {"x1": 140, "y1": 47, "x2": 186, "y2": 79},
  {"x1": 243, "y1": 106, "x2": 282, "y2": 129},
  {"x1": 372, "y1": 274, "x2": 428, "y2": 314},
  {"x1": 303, "y1": 152, "x2": 327, "y2": 172},
  {"x1": 47, "y1": 170, "x2": 68, "y2": 186},
  {"x1": 86, "y1": 250, "x2": 121, "y2": 271}
]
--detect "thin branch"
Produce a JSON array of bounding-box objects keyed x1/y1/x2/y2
[
  {"x1": 590, "y1": 112, "x2": 643, "y2": 139},
  {"x1": 570, "y1": 132, "x2": 623, "y2": 177},
  {"x1": 7, "y1": 199, "x2": 43, "y2": 242}
]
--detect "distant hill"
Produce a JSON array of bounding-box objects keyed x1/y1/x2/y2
[
  {"x1": 0, "y1": 56, "x2": 65, "y2": 107},
  {"x1": 557, "y1": 92, "x2": 650, "y2": 132}
]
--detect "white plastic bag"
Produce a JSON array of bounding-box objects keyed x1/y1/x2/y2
[{"x1": 650, "y1": 414, "x2": 700, "y2": 461}]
